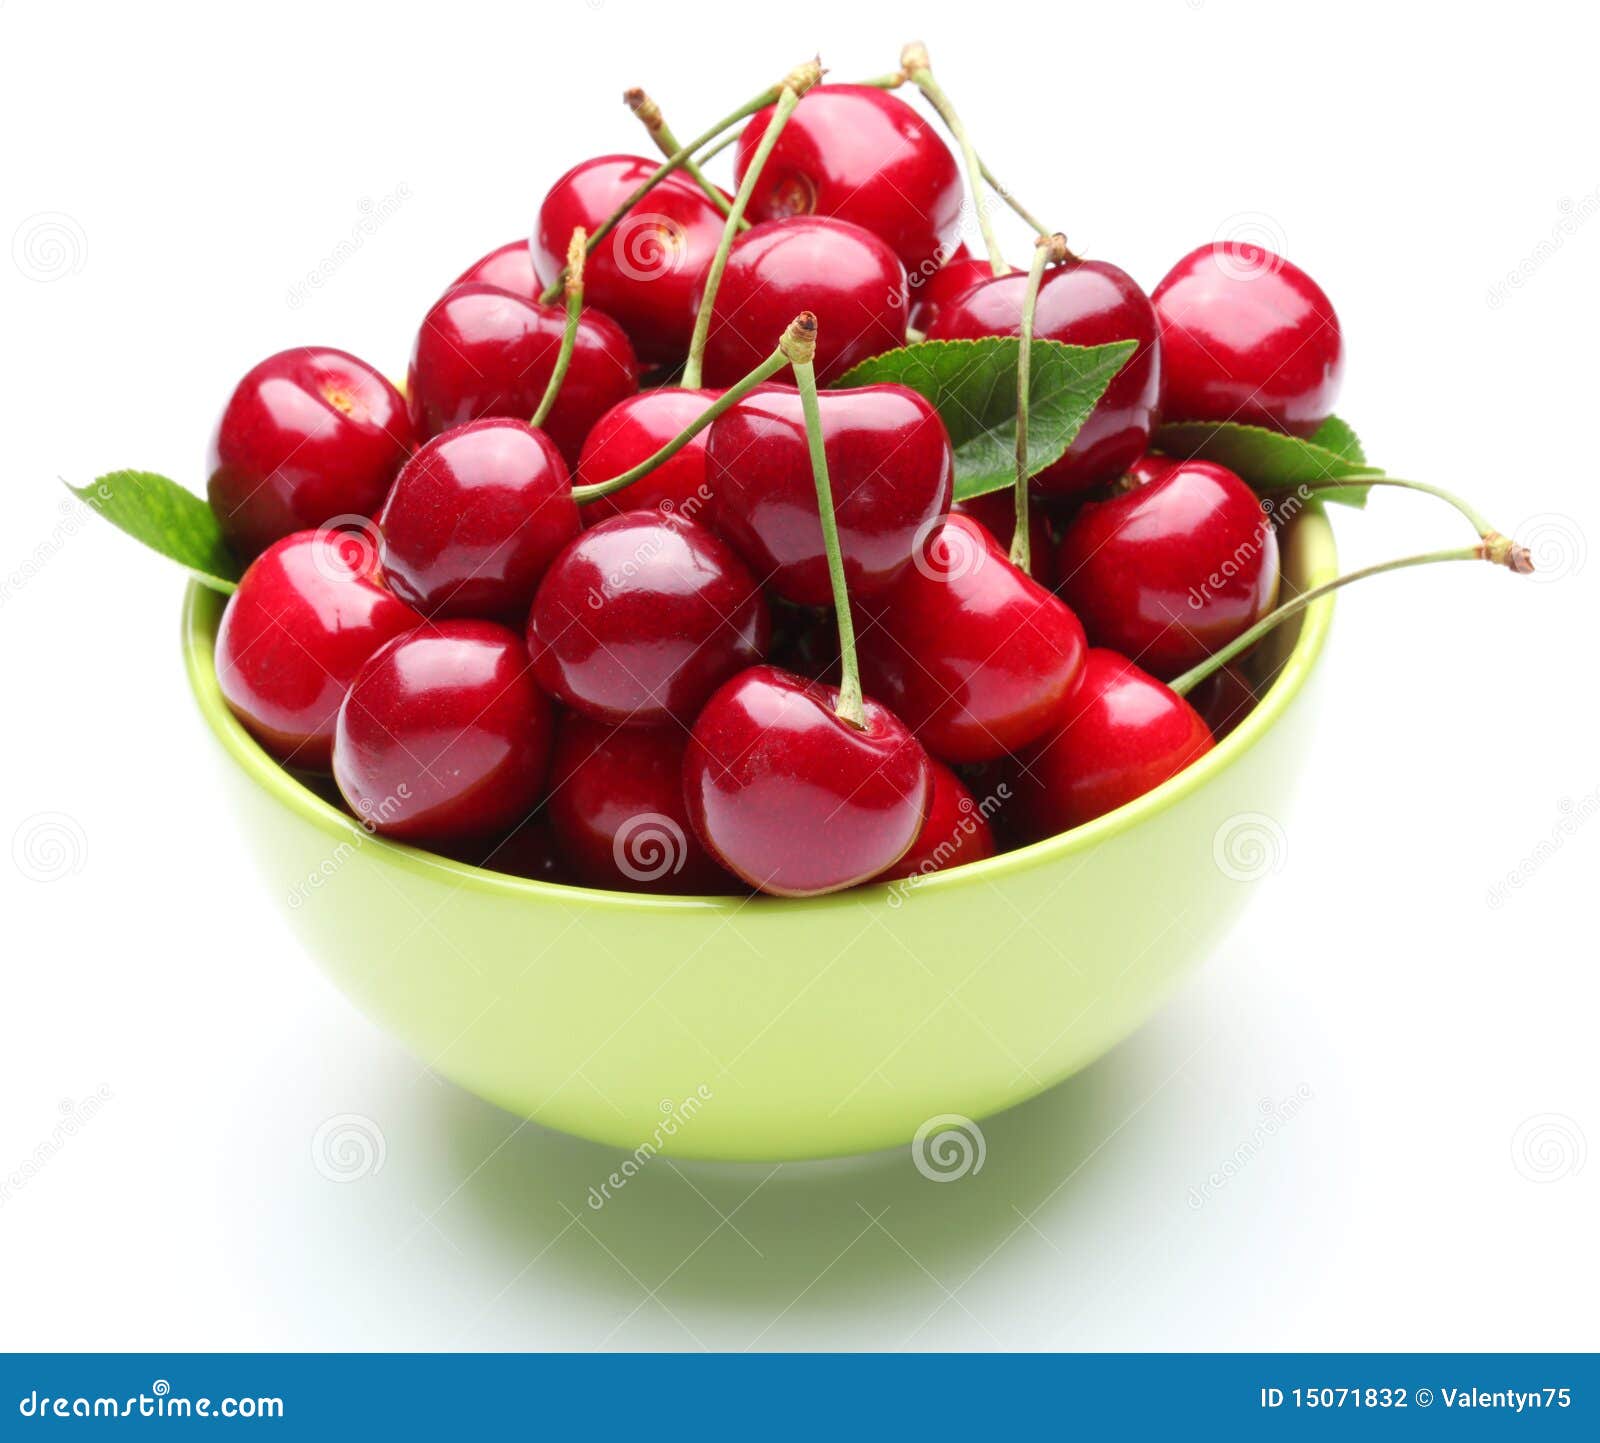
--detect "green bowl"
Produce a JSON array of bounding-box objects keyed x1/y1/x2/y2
[{"x1": 183, "y1": 510, "x2": 1335, "y2": 1162}]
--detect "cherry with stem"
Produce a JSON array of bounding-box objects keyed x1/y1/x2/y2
[
  {"x1": 624, "y1": 87, "x2": 742, "y2": 225},
  {"x1": 529, "y1": 228, "x2": 585, "y2": 430},
  {"x1": 781, "y1": 312, "x2": 866, "y2": 727},
  {"x1": 681, "y1": 59, "x2": 822, "y2": 389},
  {"x1": 1010, "y1": 231, "x2": 1071, "y2": 574}
]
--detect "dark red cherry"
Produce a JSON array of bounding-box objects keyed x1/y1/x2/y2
[
  {"x1": 768, "y1": 600, "x2": 841, "y2": 684},
  {"x1": 694, "y1": 218, "x2": 907, "y2": 387},
  {"x1": 1055, "y1": 458, "x2": 1279, "y2": 679},
  {"x1": 734, "y1": 84, "x2": 962, "y2": 275},
  {"x1": 706, "y1": 382, "x2": 953, "y2": 606},
  {"x1": 1152, "y1": 243, "x2": 1343, "y2": 438},
  {"x1": 907, "y1": 244, "x2": 1014, "y2": 333},
  {"x1": 951, "y1": 490, "x2": 1055, "y2": 587},
  {"x1": 406, "y1": 282, "x2": 638, "y2": 466},
  {"x1": 533, "y1": 155, "x2": 729, "y2": 364},
  {"x1": 684, "y1": 665, "x2": 932, "y2": 896},
  {"x1": 527, "y1": 511, "x2": 769, "y2": 725},
  {"x1": 378, "y1": 418, "x2": 578, "y2": 619},
  {"x1": 575, "y1": 388, "x2": 720, "y2": 525},
  {"x1": 926, "y1": 260, "x2": 1160, "y2": 495},
  {"x1": 207, "y1": 347, "x2": 413, "y2": 559},
  {"x1": 450, "y1": 239, "x2": 540, "y2": 301},
  {"x1": 333, "y1": 621, "x2": 552, "y2": 844},
  {"x1": 547, "y1": 714, "x2": 736, "y2": 894},
  {"x1": 855, "y1": 513, "x2": 1087, "y2": 763},
  {"x1": 215, "y1": 529, "x2": 423, "y2": 769},
  {"x1": 446, "y1": 819, "x2": 572, "y2": 884},
  {"x1": 1014, "y1": 649, "x2": 1214, "y2": 836},
  {"x1": 877, "y1": 761, "x2": 997, "y2": 882},
  {"x1": 1187, "y1": 661, "x2": 1260, "y2": 742}
]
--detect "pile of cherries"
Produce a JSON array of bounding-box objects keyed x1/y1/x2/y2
[{"x1": 206, "y1": 66, "x2": 1350, "y2": 899}]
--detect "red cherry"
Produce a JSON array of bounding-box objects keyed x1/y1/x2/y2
[
  {"x1": 1186, "y1": 661, "x2": 1260, "y2": 742},
  {"x1": 447, "y1": 820, "x2": 572, "y2": 884},
  {"x1": 926, "y1": 261, "x2": 1160, "y2": 495},
  {"x1": 450, "y1": 239, "x2": 540, "y2": 301},
  {"x1": 333, "y1": 621, "x2": 552, "y2": 844},
  {"x1": 734, "y1": 84, "x2": 962, "y2": 275},
  {"x1": 684, "y1": 665, "x2": 932, "y2": 896},
  {"x1": 951, "y1": 490, "x2": 1055, "y2": 587},
  {"x1": 1152, "y1": 243, "x2": 1343, "y2": 438},
  {"x1": 877, "y1": 761, "x2": 998, "y2": 882},
  {"x1": 706, "y1": 382, "x2": 953, "y2": 606},
  {"x1": 546, "y1": 714, "x2": 735, "y2": 894},
  {"x1": 1055, "y1": 458, "x2": 1279, "y2": 679},
  {"x1": 527, "y1": 511, "x2": 769, "y2": 725},
  {"x1": 693, "y1": 218, "x2": 907, "y2": 387},
  {"x1": 406, "y1": 282, "x2": 638, "y2": 466},
  {"x1": 533, "y1": 155, "x2": 728, "y2": 364},
  {"x1": 575, "y1": 388, "x2": 720, "y2": 525},
  {"x1": 215, "y1": 530, "x2": 423, "y2": 769},
  {"x1": 856, "y1": 513, "x2": 1088, "y2": 763},
  {"x1": 206, "y1": 347, "x2": 413, "y2": 559},
  {"x1": 378, "y1": 418, "x2": 579, "y2": 619},
  {"x1": 908, "y1": 245, "x2": 1014, "y2": 333},
  {"x1": 1014, "y1": 649, "x2": 1214, "y2": 835},
  {"x1": 768, "y1": 600, "x2": 841, "y2": 684}
]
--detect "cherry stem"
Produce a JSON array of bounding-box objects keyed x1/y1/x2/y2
[
  {"x1": 783, "y1": 314, "x2": 866, "y2": 729},
  {"x1": 682, "y1": 60, "x2": 820, "y2": 390},
  {"x1": 1011, "y1": 234, "x2": 1069, "y2": 573},
  {"x1": 856, "y1": 71, "x2": 907, "y2": 89},
  {"x1": 1166, "y1": 542, "x2": 1535, "y2": 698},
  {"x1": 530, "y1": 229, "x2": 585, "y2": 430},
  {"x1": 570, "y1": 320, "x2": 801, "y2": 503},
  {"x1": 695, "y1": 130, "x2": 741, "y2": 166},
  {"x1": 1264, "y1": 475, "x2": 1518, "y2": 554},
  {"x1": 625, "y1": 87, "x2": 742, "y2": 226},
  {"x1": 537, "y1": 83, "x2": 787, "y2": 304}
]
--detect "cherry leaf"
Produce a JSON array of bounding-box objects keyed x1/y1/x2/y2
[
  {"x1": 65, "y1": 470, "x2": 240, "y2": 593},
  {"x1": 1153, "y1": 415, "x2": 1377, "y2": 507}
]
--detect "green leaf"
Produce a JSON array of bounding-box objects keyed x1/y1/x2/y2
[
  {"x1": 1152, "y1": 415, "x2": 1378, "y2": 508},
  {"x1": 66, "y1": 471, "x2": 239, "y2": 593},
  {"x1": 835, "y1": 337, "x2": 1137, "y2": 502}
]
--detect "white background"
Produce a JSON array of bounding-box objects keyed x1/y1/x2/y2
[{"x1": 2, "y1": 0, "x2": 1595, "y2": 1352}]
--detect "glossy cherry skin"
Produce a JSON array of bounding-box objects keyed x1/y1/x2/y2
[
  {"x1": 951, "y1": 490, "x2": 1055, "y2": 588},
  {"x1": 333, "y1": 621, "x2": 552, "y2": 844},
  {"x1": 877, "y1": 761, "x2": 997, "y2": 882},
  {"x1": 1013, "y1": 649, "x2": 1214, "y2": 836},
  {"x1": 527, "y1": 511, "x2": 769, "y2": 725},
  {"x1": 927, "y1": 261, "x2": 1161, "y2": 495},
  {"x1": 1152, "y1": 243, "x2": 1343, "y2": 438},
  {"x1": 855, "y1": 513, "x2": 1088, "y2": 764},
  {"x1": 215, "y1": 530, "x2": 424, "y2": 769},
  {"x1": 450, "y1": 239, "x2": 540, "y2": 301},
  {"x1": 547, "y1": 714, "x2": 736, "y2": 894},
  {"x1": 533, "y1": 155, "x2": 729, "y2": 364},
  {"x1": 406, "y1": 282, "x2": 639, "y2": 466},
  {"x1": 694, "y1": 218, "x2": 907, "y2": 387},
  {"x1": 734, "y1": 84, "x2": 962, "y2": 276},
  {"x1": 575, "y1": 388, "x2": 720, "y2": 525},
  {"x1": 706, "y1": 382, "x2": 953, "y2": 607},
  {"x1": 1055, "y1": 458, "x2": 1279, "y2": 679},
  {"x1": 907, "y1": 245, "x2": 1014, "y2": 333},
  {"x1": 378, "y1": 418, "x2": 579, "y2": 619},
  {"x1": 207, "y1": 347, "x2": 413, "y2": 559},
  {"x1": 684, "y1": 665, "x2": 933, "y2": 897}
]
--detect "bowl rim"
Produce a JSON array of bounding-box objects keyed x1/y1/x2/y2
[{"x1": 182, "y1": 508, "x2": 1336, "y2": 913}]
